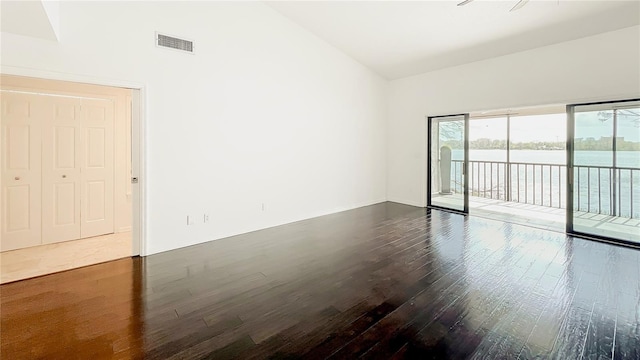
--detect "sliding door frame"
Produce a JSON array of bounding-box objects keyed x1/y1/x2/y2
[
  {"x1": 427, "y1": 114, "x2": 470, "y2": 214},
  {"x1": 566, "y1": 98, "x2": 640, "y2": 248}
]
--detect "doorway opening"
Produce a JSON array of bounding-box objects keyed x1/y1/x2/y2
[
  {"x1": 1, "y1": 75, "x2": 143, "y2": 283},
  {"x1": 466, "y1": 110, "x2": 567, "y2": 232}
]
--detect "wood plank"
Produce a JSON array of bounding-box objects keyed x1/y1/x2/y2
[{"x1": 1, "y1": 203, "x2": 638, "y2": 359}]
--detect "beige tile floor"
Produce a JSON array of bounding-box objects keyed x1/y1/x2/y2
[{"x1": 1, "y1": 232, "x2": 132, "y2": 284}]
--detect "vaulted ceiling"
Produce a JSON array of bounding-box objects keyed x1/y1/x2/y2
[
  {"x1": 1, "y1": 0, "x2": 59, "y2": 41},
  {"x1": 2, "y1": 1, "x2": 638, "y2": 80},
  {"x1": 267, "y1": 1, "x2": 640, "y2": 79}
]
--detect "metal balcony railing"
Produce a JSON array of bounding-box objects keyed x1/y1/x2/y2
[{"x1": 449, "y1": 160, "x2": 639, "y2": 219}]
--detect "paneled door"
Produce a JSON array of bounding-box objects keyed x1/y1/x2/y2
[
  {"x1": 14, "y1": 94, "x2": 115, "y2": 246},
  {"x1": 1, "y1": 92, "x2": 43, "y2": 251},
  {"x1": 1, "y1": 76, "x2": 123, "y2": 254},
  {"x1": 80, "y1": 98, "x2": 114, "y2": 238},
  {"x1": 41, "y1": 97, "x2": 82, "y2": 244}
]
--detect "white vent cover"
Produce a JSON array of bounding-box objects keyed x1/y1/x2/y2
[{"x1": 156, "y1": 33, "x2": 194, "y2": 53}]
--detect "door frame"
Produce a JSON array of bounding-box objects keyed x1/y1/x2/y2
[
  {"x1": 566, "y1": 98, "x2": 640, "y2": 248},
  {"x1": 1, "y1": 68, "x2": 148, "y2": 256},
  {"x1": 427, "y1": 113, "x2": 470, "y2": 214}
]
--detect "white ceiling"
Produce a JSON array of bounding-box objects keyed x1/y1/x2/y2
[
  {"x1": 1, "y1": 0, "x2": 59, "y2": 41},
  {"x1": 266, "y1": 0, "x2": 640, "y2": 79}
]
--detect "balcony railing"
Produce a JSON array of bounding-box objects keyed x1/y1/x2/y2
[{"x1": 449, "y1": 160, "x2": 639, "y2": 219}]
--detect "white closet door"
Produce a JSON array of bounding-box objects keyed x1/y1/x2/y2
[
  {"x1": 1, "y1": 92, "x2": 43, "y2": 251},
  {"x1": 41, "y1": 97, "x2": 82, "y2": 244},
  {"x1": 80, "y1": 98, "x2": 114, "y2": 238}
]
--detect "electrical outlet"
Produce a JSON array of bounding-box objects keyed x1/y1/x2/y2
[
  {"x1": 261, "y1": 203, "x2": 265, "y2": 212},
  {"x1": 204, "y1": 213, "x2": 210, "y2": 223},
  {"x1": 187, "y1": 215, "x2": 195, "y2": 225}
]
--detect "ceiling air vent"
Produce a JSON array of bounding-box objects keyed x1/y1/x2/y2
[{"x1": 156, "y1": 33, "x2": 194, "y2": 54}]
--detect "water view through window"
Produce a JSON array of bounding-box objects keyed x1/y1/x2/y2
[
  {"x1": 449, "y1": 114, "x2": 569, "y2": 212},
  {"x1": 432, "y1": 104, "x2": 639, "y2": 244},
  {"x1": 571, "y1": 102, "x2": 640, "y2": 242}
]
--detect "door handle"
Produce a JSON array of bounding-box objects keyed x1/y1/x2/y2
[
  {"x1": 14, "y1": 176, "x2": 20, "y2": 180},
  {"x1": 62, "y1": 175, "x2": 67, "y2": 178}
]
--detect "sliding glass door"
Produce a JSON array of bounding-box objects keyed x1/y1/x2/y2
[
  {"x1": 567, "y1": 99, "x2": 640, "y2": 244},
  {"x1": 428, "y1": 114, "x2": 469, "y2": 213}
]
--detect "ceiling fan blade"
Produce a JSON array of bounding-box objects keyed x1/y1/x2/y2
[
  {"x1": 510, "y1": 0, "x2": 530, "y2": 11},
  {"x1": 457, "y1": 0, "x2": 475, "y2": 6}
]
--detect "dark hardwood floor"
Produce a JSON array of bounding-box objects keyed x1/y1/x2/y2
[{"x1": 2, "y1": 202, "x2": 639, "y2": 359}]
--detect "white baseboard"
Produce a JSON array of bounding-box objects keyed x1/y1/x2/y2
[
  {"x1": 146, "y1": 198, "x2": 390, "y2": 256},
  {"x1": 386, "y1": 197, "x2": 425, "y2": 208}
]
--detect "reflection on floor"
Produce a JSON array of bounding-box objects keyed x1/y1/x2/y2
[
  {"x1": 0, "y1": 231, "x2": 132, "y2": 284},
  {"x1": 1, "y1": 203, "x2": 639, "y2": 359},
  {"x1": 574, "y1": 212, "x2": 640, "y2": 242},
  {"x1": 433, "y1": 193, "x2": 639, "y2": 243}
]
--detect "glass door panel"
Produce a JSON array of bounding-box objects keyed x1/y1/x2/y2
[
  {"x1": 568, "y1": 99, "x2": 640, "y2": 244},
  {"x1": 428, "y1": 114, "x2": 469, "y2": 212},
  {"x1": 510, "y1": 114, "x2": 567, "y2": 212},
  {"x1": 468, "y1": 117, "x2": 507, "y2": 203}
]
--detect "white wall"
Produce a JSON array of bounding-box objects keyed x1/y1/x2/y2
[
  {"x1": 1, "y1": 2, "x2": 388, "y2": 255},
  {"x1": 387, "y1": 26, "x2": 640, "y2": 207}
]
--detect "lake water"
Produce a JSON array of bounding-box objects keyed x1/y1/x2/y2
[
  {"x1": 451, "y1": 149, "x2": 640, "y2": 168},
  {"x1": 444, "y1": 150, "x2": 640, "y2": 218}
]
